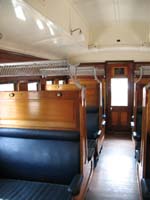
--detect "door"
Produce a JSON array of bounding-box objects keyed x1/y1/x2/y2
[{"x1": 106, "y1": 62, "x2": 134, "y2": 132}]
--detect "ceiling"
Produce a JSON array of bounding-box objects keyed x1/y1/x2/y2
[
  {"x1": 72, "y1": 0, "x2": 150, "y2": 47},
  {"x1": 1, "y1": 0, "x2": 150, "y2": 62}
]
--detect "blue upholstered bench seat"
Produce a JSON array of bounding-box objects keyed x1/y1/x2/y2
[
  {"x1": 0, "y1": 128, "x2": 83, "y2": 199},
  {"x1": 88, "y1": 139, "x2": 97, "y2": 149},
  {"x1": 88, "y1": 140, "x2": 97, "y2": 161},
  {"x1": 0, "y1": 179, "x2": 72, "y2": 200},
  {"x1": 141, "y1": 179, "x2": 150, "y2": 199},
  {"x1": 86, "y1": 107, "x2": 99, "y2": 140}
]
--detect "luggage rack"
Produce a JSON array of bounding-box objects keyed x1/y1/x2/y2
[
  {"x1": 0, "y1": 60, "x2": 68, "y2": 77},
  {"x1": 135, "y1": 66, "x2": 150, "y2": 83},
  {"x1": 0, "y1": 61, "x2": 104, "y2": 101}
]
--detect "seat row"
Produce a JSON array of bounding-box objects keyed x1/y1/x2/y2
[
  {"x1": 133, "y1": 85, "x2": 150, "y2": 199},
  {"x1": 0, "y1": 83, "x2": 105, "y2": 200}
]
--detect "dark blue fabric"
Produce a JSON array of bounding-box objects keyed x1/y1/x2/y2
[
  {"x1": 86, "y1": 107, "x2": 99, "y2": 139},
  {"x1": 132, "y1": 131, "x2": 141, "y2": 141},
  {"x1": 86, "y1": 107, "x2": 99, "y2": 113},
  {"x1": 88, "y1": 139, "x2": 97, "y2": 149},
  {"x1": 88, "y1": 148, "x2": 95, "y2": 161},
  {"x1": 0, "y1": 179, "x2": 72, "y2": 200},
  {"x1": 68, "y1": 174, "x2": 83, "y2": 195},
  {"x1": 146, "y1": 133, "x2": 150, "y2": 179},
  {"x1": 0, "y1": 128, "x2": 80, "y2": 141},
  {"x1": 0, "y1": 128, "x2": 80, "y2": 185},
  {"x1": 136, "y1": 108, "x2": 142, "y2": 137}
]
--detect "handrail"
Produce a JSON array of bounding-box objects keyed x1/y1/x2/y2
[{"x1": 135, "y1": 67, "x2": 143, "y2": 84}]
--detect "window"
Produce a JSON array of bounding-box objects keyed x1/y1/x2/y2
[
  {"x1": 46, "y1": 80, "x2": 53, "y2": 85},
  {"x1": 28, "y1": 82, "x2": 38, "y2": 91},
  {"x1": 111, "y1": 78, "x2": 128, "y2": 106},
  {"x1": 58, "y1": 80, "x2": 65, "y2": 85},
  {"x1": 0, "y1": 83, "x2": 14, "y2": 91}
]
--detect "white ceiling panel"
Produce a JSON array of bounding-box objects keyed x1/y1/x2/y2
[{"x1": 1, "y1": 0, "x2": 150, "y2": 61}]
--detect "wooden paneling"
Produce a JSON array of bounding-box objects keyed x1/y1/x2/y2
[
  {"x1": 133, "y1": 78, "x2": 150, "y2": 131},
  {"x1": 111, "y1": 111, "x2": 118, "y2": 125},
  {"x1": 0, "y1": 49, "x2": 45, "y2": 63},
  {"x1": 46, "y1": 84, "x2": 80, "y2": 91},
  {"x1": 120, "y1": 112, "x2": 128, "y2": 126},
  {"x1": 140, "y1": 87, "x2": 150, "y2": 179},
  {"x1": 69, "y1": 78, "x2": 99, "y2": 107},
  {"x1": 17, "y1": 81, "x2": 28, "y2": 91},
  {"x1": 0, "y1": 91, "x2": 80, "y2": 130}
]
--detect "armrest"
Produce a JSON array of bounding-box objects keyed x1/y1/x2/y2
[
  {"x1": 130, "y1": 121, "x2": 134, "y2": 128},
  {"x1": 132, "y1": 131, "x2": 141, "y2": 141},
  {"x1": 67, "y1": 174, "x2": 83, "y2": 196},
  {"x1": 97, "y1": 130, "x2": 102, "y2": 136},
  {"x1": 102, "y1": 120, "x2": 106, "y2": 126}
]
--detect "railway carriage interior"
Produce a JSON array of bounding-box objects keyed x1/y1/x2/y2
[{"x1": 1, "y1": 0, "x2": 150, "y2": 199}]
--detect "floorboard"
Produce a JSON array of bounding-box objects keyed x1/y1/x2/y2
[{"x1": 86, "y1": 133, "x2": 140, "y2": 200}]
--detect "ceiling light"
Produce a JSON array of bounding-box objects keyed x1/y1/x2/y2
[
  {"x1": 36, "y1": 19, "x2": 44, "y2": 30},
  {"x1": 12, "y1": 0, "x2": 26, "y2": 21},
  {"x1": 14, "y1": 6, "x2": 26, "y2": 21},
  {"x1": 47, "y1": 22, "x2": 55, "y2": 36},
  {"x1": 48, "y1": 21, "x2": 54, "y2": 26}
]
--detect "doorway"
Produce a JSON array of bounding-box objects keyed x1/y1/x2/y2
[{"x1": 106, "y1": 62, "x2": 134, "y2": 133}]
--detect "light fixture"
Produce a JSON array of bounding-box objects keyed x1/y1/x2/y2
[
  {"x1": 47, "y1": 21, "x2": 55, "y2": 36},
  {"x1": 36, "y1": 19, "x2": 44, "y2": 30},
  {"x1": 15, "y1": 6, "x2": 26, "y2": 21},
  {"x1": 12, "y1": 0, "x2": 26, "y2": 21},
  {"x1": 70, "y1": 28, "x2": 85, "y2": 42}
]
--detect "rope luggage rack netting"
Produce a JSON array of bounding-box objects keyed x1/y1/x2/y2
[
  {"x1": 0, "y1": 60, "x2": 105, "y2": 78},
  {"x1": 0, "y1": 60, "x2": 68, "y2": 77}
]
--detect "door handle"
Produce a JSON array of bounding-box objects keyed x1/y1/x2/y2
[{"x1": 110, "y1": 107, "x2": 112, "y2": 111}]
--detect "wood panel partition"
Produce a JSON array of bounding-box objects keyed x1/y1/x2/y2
[
  {"x1": 133, "y1": 78, "x2": 150, "y2": 131},
  {"x1": 140, "y1": 86, "x2": 150, "y2": 179},
  {"x1": 45, "y1": 84, "x2": 94, "y2": 199},
  {"x1": 69, "y1": 78, "x2": 102, "y2": 118},
  {"x1": 0, "y1": 90, "x2": 81, "y2": 131},
  {"x1": 69, "y1": 78, "x2": 105, "y2": 155},
  {"x1": 0, "y1": 85, "x2": 92, "y2": 200}
]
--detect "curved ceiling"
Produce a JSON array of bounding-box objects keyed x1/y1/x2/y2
[
  {"x1": 1, "y1": 0, "x2": 150, "y2": 62},
  {"x1": 72, "y1": 0, "x2": 150, "y2": 48}
]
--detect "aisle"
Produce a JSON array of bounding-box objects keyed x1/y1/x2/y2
[{"x1": 86, "y1": 134, "x2": 140, "y2": 200}]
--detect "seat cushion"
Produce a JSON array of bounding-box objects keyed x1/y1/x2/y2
[
  {"x1": 88, "y1": 139, "x2": 97, "y2": 161},
  {"x1": 0, "y1": 128, "x2": 80, "y2": 185},
  {"x1": 88, "y1": 139, "x2": 97, "y2": 149},
  {"x1": 135, "y1": 149, "x2": 140, "y2": 162},
  {"x1": 132, "y1": 131, "x2": 141, "y2": 141},
  {"x1": 0, "y1": 179, "x2": 72, "y2": 200},
  {"x1": 86, "y1": 107, "x2": 99, "y2": 139},
  {"x1": 88, "y1": 148, "x2": 95, "y2": 161}
]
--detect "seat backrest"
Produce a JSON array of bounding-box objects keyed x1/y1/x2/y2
[
  {"x1": 86, "y1": 107, "x2": 99, "y2": 139},
  {"x1": 0, "y1": 128, "x2": 80, "y2": 185},
  {"x1": 146, "y1": 134, "x2": 150, "y2": 178},
  {"x1": 136, "y1": 107, "x2": 142, "y2": 136}
]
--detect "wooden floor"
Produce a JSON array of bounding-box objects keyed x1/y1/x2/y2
[{"x1": 86, "y1": 133, "x2": 140, "y2": 200}]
